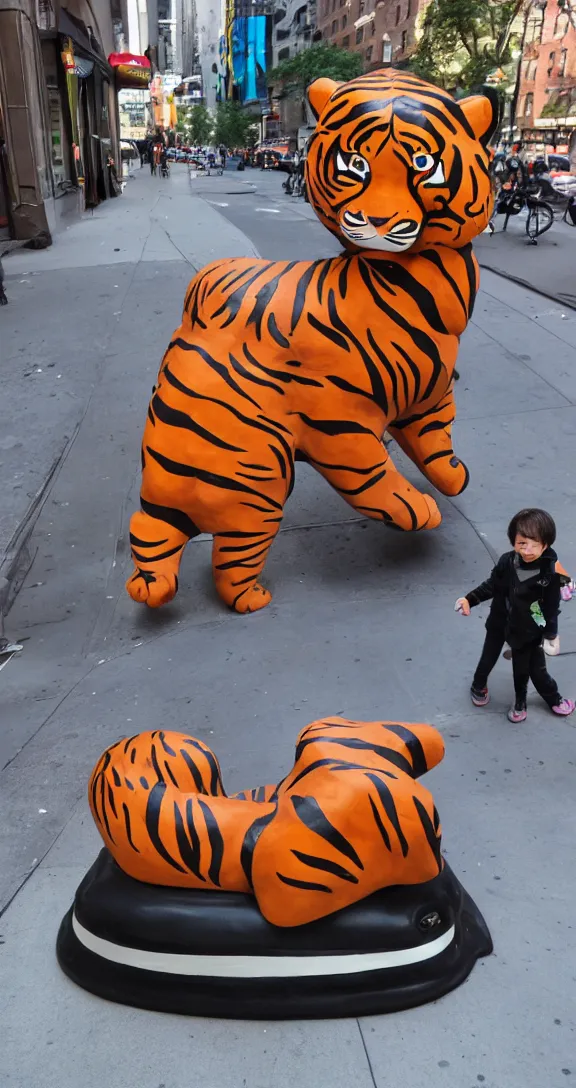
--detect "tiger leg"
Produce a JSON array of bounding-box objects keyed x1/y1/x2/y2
[
  {"x1": 211, "y1": 522, "x2": 283, "y2": 617},
  {"x1": 211, "y1": 517, "x2": 283, "y2": 613},
  {"x1": 389, "y1": 387, "x2": 469, "y2": 497},
  {"x1": 126, "y1": 509, "x2": 194, "y2": 608},
  {"x1": 309, "y1": 435, "x2": 441, "y2": 530}
]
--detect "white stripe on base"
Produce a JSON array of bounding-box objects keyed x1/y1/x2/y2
[{"x1": 72, "y1": 914, "x2": 455, "y2": 979}]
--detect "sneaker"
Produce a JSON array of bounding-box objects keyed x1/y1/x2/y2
[
  {"x1": 471, "y1": 686, "x2": 490, "y2": 707},
  {"x1": 551, "y1": 698, "x2": 575, "y2": 716},
  {"x1": 508, "y1": 704, "x2": 527, "y2": 723}
]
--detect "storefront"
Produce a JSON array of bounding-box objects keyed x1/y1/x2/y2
[{"x1": 522, "y1": 121, "x2": 576, "y2": 160}]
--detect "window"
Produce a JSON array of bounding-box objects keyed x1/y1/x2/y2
[
  {"x1": 276, "y1": 27, "x2": 290, "y2": 39},
  {"x1": 365, "y1": 44, "x2": 373, "y2": 62},
  {"x1": 406, "y1": 0, "x2": 411, "y2": 14},
  {"x1": 355, "y1": 24, "x2": 364, "y2": 42},
  {"x1": 526, "y1": 9, "x2": 544, "y2": 44},
  {"x1": 332, "y1": 0, "x2": 336, "y2": 10},
  {"x1": 554, "y1": 12, "x2": 569, "y2": 37},
  {"x1": 278, "y1": 46, "x2": 290, "y2": 59},
  {"x1": 342, "y1": 13, "x2": 347, "y2": 27},
  {"x1": 401, "y1": 28, "x2": 407, "y2": 51},
  {"x1": 382, "y1": 38, "x2": 392, "y2": 62},
  {"x1": 559, "y1": 48, "x2": 568, "y2": 77},
  {"x1": 395, "y1": 3, "x2": 401, "y2": 24},
  {"x1": 342, "y1": 33, "x2": 350, "y2": 46},
  {"x1": 358, "y1": 0, "x2": 365, "y2": 13},
  {"x1": 524, "y1": 58, "x2": 536, "y2": 80},
  {"x1": 524, "y1": 92, "x2": 533, "y2": 117},
  {"x1": 547, "y1": 50, "x2": 555, "y2": 75},
  {"x1": 331, "y1": 18, "x2": 338, "y2": 33}
]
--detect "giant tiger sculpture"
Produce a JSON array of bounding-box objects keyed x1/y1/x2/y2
[
  {"x1": 57, "y1": 718, "x2": 492, "y2": 1017},
  {"x1": 126, "y1": 71, "x2": 497, "y2": 613}
]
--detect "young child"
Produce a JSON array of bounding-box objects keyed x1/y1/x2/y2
[{"x1": 455, "y1": 508, "x2": 574, "y2": 723}]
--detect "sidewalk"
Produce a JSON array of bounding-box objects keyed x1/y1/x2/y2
[{"x1": 0, "y1": 167, "x2": 258, "y2": 611}]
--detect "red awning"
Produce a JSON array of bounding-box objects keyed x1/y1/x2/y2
[{"x1": 108, "y1": 53, "x2": 151, "y2": 89}]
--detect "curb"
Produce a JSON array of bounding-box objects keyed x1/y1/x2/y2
[
  {"x1": 477, "y1": 258, "x2": 576, "y2": 312},
  {"x1": 0, "y1": 434, "x2": 73, "y2": 619}
]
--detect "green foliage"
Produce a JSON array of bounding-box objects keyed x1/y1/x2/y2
[
  {"x1": 212, "y1": 102, "x2": 259, "y2": 148},
  {"x1": 269, "y1": 44, "x2": 363, "y2": 95},
  {"x1": 189, "y1": 105, "x2": 213, "y2": 145},
  {"x1": 409, "y1": 0, "x2": 524, "y2": 93},
  {"x1": 175, "y1": 105, "x2": 213, "y2": 145}
]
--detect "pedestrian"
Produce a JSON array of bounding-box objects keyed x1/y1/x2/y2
[
  {"x1": 0, "y1": 253, "x2": 7, "y2": 305},
  {"x1": 455, "y1": 508, "x2": 574, "y2": 723}
]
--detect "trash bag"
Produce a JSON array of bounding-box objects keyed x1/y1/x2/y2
[{"x1": 237, "y1": 161, "x2": 245, "y2": 171}]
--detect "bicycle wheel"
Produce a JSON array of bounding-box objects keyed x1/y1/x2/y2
[{"x1": 526, "y1": 201, "x2": 554, "y2": 240}]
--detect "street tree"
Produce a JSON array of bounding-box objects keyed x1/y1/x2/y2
[
  {"x1": 409, "y1": 0, "x2": 525, "y2": 93},
  {"x1": 213, "y1": 102, "x2": 259, "y2": 148},
  {"x1": 188, "y1": 105, "x2": 213, "y2": 146},
  {"x1": 269, "y1": 43, "x2": 363, "y2": 96}
]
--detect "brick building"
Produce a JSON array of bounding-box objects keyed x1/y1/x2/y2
[
  {"x1": 516, "y1": 0, "x2": 576, "y2": 158},
  {"x1": 314, "y1": 0, "x2": 430, "y2": 71}
]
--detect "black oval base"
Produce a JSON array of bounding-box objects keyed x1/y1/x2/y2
[{"x1": 56, "y1": 849, "x2": 492, "y2": 1019}]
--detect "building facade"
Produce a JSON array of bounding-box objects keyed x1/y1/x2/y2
[
  {"x1": 271, "y1": 0, "x2": 316, "y2": 68},
  {"x1": 314, "y1": 0, "x2": 430, "y2": 70},
  {"x1": 0, "y1": 0, "x2": 129, "y2": 243},
  {"x1": 516, "y1": 0, "x2": 576, "y2": 157}
]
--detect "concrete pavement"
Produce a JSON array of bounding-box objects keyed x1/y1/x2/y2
[{"x1": 1, "y1": 164, "x2": 576, "y2": 1088}]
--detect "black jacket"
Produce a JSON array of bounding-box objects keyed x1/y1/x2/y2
[{"x1": 465, "y1": 548, "x2": 560, "y2": 647}]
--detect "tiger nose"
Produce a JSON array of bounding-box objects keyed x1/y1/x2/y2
[{"x1": 368, "y1": 216, "x2": 393, "y2": 228}]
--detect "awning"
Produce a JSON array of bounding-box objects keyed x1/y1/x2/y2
[
  {"x1": 109, "y1": 53, "x2": 151, "y2": 89},
  {"x1": 46, "y1": 8, "x2": 112, "y2": 77}
]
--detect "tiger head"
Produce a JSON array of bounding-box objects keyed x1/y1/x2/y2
[{"x1": 305, "y1": 70, "x2": 498, "y2": 254}]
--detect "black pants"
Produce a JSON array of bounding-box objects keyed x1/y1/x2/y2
[{"x1": 473, "y1": 630, "x2": 560, "y2": 708}]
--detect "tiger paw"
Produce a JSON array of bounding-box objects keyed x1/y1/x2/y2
[
  {"x1": 422, "y1": 495, "x2": 442, "y2": 529},
  {"x1": 234, "y1": 583, "x2": 272, "y2": 614},
  {"x1": 432, "y1": 456, "x2": 470, "y2": 498},
  {"x1": 125, "y1": 570, "x2": 177, "y2": 608}
]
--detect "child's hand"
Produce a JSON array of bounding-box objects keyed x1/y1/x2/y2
[
  {"x1": 455, "y1": 597, "x2": 470, "y2": 616},
  {"x1": 543, "y1": 636, "x2": 560, "y2": 656}
]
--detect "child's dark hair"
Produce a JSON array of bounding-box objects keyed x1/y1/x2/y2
[{"x1": 508, "y1": 508, "x2": 556, "y2": 547}]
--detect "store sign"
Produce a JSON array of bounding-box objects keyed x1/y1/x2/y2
[
  {"x1": 534, "y1": 117, "x2": 576, "y2": 129},
  {"x1": 109, "y1": 53, "x2": 151, "y2": 89}
]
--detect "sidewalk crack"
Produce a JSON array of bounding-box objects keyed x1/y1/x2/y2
[{"x1": 356, "y1": 1019, "x2": 378, "y2": 1088}]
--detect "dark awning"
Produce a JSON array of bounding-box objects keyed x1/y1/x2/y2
[{"x1": 45, "y1": 7, "x2": 113, "y2": 77}]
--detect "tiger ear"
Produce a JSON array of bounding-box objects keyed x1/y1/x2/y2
[
  {"x1": 307, "y1": 77, "x2": 341, "y2": 120},
  {"x1": 459, "y1": 90, "x2": 500, "y2": 148}
]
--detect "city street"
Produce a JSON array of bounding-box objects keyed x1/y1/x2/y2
[{"x1": 1, "y1": 163, "x2": 576, "y2": 1088}]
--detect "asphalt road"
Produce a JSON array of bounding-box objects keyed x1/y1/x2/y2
[{"x1": 1, "y1": 165, "x2": 576, "y2": 1088}]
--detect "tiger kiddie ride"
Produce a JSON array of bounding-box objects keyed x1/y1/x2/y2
[
  {"x1": 57, "y1": 718, "x2": 492, "y2": 1018},
  {"x1": 125, "y1": 70, "x2": 498, "y2": 615}
]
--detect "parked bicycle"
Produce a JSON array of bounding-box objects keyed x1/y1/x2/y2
[
  {"x1": 493, "y1": 183, "x2": 554, "y2": 244},
  {"x1": 563, "y1": 195, "x2": 576, "y2": 227}
]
